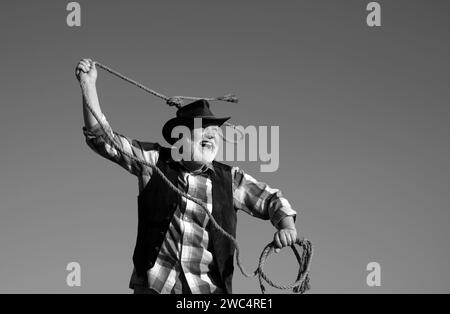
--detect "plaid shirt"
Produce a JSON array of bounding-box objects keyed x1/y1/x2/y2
[{"x1": 83, "y1": 114, "x2": 297, "y2": 294}]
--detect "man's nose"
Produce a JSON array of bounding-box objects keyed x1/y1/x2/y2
[{"x1": 204, "y1": 132, "x2": 214, "y2": 139}]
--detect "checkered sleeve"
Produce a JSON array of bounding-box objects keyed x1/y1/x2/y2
[
  {"x1": 82, "y1": 113, "x2": 159, "y2": 177},
  {"x1": 231, "y1": 167, "x2": 297, "y2": 228}
]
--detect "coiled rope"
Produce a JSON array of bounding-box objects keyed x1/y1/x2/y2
[{"x1": 85, "y1": 61, "x2": 313, "y2": 293}]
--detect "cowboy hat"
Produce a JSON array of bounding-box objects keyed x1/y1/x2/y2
[{"x1": 162, "y1": 99, "x2": 230, "y2": 145}]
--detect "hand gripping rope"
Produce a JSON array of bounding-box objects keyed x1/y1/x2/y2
[{"x1": 84, "y1": 61, "x2": 313, "y2": 294}]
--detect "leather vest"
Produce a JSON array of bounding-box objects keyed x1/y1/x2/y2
[{"x1": 132, "y1": 146, "x2": 236, "y2": 293}]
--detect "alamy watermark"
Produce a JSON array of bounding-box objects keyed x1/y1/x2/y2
[
  {"x1": 366, "y1": 2, "x2": 381, "y2": 27},
  {"x1": 66, "y1": 2, "x2": 81, "y2": 27},
  {"x1": 366, "y1": 261, "x2": 381, "y2": 287},
  {"x1": 67, "y1": 2, "x2": 382, "y2": 29},
  {"x1": 170, "y1": 118, "x2": 280, "y2": 172},
  {"x1": 66, "y1": 261, "x2": 81, "y2": 287}
]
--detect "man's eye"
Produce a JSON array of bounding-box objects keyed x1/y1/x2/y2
[{"x1": 207, "y1": 126, "x2": 219, "y2": 132}]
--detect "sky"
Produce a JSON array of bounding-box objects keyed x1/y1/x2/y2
[{"x1": 1, "y1": 0, "x2": 450, "y2": 293}]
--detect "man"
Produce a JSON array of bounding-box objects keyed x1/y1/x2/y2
[{"x1": 76, "y1": 58, "x2": 298, "y2": 294}]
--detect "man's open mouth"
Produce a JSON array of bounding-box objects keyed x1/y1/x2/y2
[{"x1": 200, "y1": 140, "x2": 214, "y2": 150}]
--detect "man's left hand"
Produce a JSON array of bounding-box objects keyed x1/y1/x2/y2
[{"x1": 273, "y1": 228, "x2": 297, "y2": 253}]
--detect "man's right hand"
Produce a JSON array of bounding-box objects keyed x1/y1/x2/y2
[{"x1": 75, "y1": 58, "x2": 97, "y2": 86}]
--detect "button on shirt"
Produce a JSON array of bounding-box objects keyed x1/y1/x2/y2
[{"x1": 83, "y1": 114, "x2": 297, "y2": 294}]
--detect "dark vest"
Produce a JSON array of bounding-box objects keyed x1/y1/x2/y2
[{"x1": 133, "y1": 146, "x2": 236, "y2": 293}]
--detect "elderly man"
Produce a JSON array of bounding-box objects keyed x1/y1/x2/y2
[{"x1": 76, "y1": 58, "x2": 298, "y2": 294}]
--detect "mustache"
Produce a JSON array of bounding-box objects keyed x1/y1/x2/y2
[{"x1": 199, "y1": 138, "x2": 217, "y2": 148}]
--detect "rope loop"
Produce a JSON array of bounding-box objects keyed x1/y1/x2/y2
[
  {"x1": 256, "y1": 238, "x2": 313, "y2": 294},
  {"x1": 95, "y1": 61, "x2": 238, "y2": 107}
]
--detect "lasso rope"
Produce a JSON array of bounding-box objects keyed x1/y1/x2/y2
[
  {"x1": 86, "y1": 61, "x2": 313, "y2": 293},
  {"x1": 95, "y1": 62, "x2": 243, "y2": 144}
]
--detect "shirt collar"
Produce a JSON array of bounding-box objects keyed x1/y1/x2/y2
[{"x1": 168, "y1": 159, "x2": 215, "y2": 176}]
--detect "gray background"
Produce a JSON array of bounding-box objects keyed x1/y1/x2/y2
[{"x1": 1, "y1": 0, "x2": 449, "y2": 293}]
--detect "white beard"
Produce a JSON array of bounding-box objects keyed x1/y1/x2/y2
[{"x1": 192, "y1": 144, "x2": 218, "y2": 164}]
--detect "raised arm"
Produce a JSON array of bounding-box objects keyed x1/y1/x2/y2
[
  {"x1": 75, "y1": 58, "x2": 159, "y2": 177},
  {"x1": 75, "y1": 58, "x2": 102, "y2": 130}
]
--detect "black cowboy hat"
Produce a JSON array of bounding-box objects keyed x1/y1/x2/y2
[{"x1": 162, "y1": 99, "x2": 230, "y2": 145}]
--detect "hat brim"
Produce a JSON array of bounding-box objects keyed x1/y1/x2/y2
[{"x1": 162, "y1": 116, "x2": 230, "y2": 145}]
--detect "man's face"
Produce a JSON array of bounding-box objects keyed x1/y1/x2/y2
[{"x1": 187, "y1": 125, "x2": 220, "y2": 164}]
